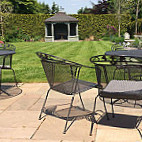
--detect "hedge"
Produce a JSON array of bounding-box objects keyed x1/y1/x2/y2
[
  {"x1": 3, "y1": 13, "x2": 131, "y2": 40},
  {"x1": 73, "y1": 14, "x2": 131, "y2": 40}
]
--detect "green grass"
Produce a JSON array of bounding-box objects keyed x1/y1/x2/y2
[{"x1": 2, "y1": 41, "x2": 112, "y2": 83}]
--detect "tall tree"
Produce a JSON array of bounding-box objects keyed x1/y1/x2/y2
[
  {"x1": 135, "y1": 0, "x2": 142, "y2": 34},
  {"x1": 90, "y1": 0, "x2": 109, "y2": 14},
  {"x1": 0, "y1": 0, "x2": 13, "y2": 37},
  {"x1": 38, "y1": 2, "x2": 51, "y2": 14},
  {"x1": 51, "y1": 2, "x2": 59, "y2": 14},
  {"x1": 107, "y1": 0, "x2": 135, "y2": 37},
  {"x1": 77, "y1": 7, "x2": 91, "y2": 14},
  {"x1": 10, "y1": 0, "x2": 39, "y2": 14}
]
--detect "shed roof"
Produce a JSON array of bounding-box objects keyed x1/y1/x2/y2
[{"x1": 45, "y1": 12, "x2": 79, "y2": 23}]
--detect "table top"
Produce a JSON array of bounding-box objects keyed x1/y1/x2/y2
[
  {"x1": 0, "y1": 50, "x2": 15, "y2": 56},
  {"x1": 105, "y1": 50, "x2": 142, "y2": 58}
]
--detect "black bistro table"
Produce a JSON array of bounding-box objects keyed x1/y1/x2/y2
[
  {"x1": 105, "y1": 49, "x2": 142, "y2": 58},
  {"x1": 0, "y1": 49, "x2": 19, "y2": 99},
  {"x1": 0, "y1": 49, "x2": 15, "y2": 56}
]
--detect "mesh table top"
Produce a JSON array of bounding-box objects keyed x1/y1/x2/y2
[{"x1": 105, "y1": 50, "x2": 142, "y2": 58}]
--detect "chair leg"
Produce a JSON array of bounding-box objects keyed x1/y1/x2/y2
[
  {"x1": 39, "y1": 89, "x2": 50, "y2": 120},
  {"x1": 78, "y1": 92, "x2": 85, "y2": 110},
  {"x1": 90, "y1": 95, "x2": 98, "y2": 136},
  {"x1": 63, "y1": 95, "x2": 75, "y2": 134},
  {"x1": 11, "y1": 68, "x2": 18, "y2": 86},
  {"x1": 111, "y1": 98, "x2": 115, "y2": 118},
  {"x1": 103, "y1": 97, "x2": 109, "y2": 120}
]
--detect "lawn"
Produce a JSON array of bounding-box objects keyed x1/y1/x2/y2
[{"x1": 3, "y1": 41, "x2": 112, "y2": 83}]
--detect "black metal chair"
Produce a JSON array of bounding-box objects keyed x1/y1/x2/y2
[
  {"x1": 90, "y1": 55, "x2": 142, "y2": 135},
  {"x1": 0, "y1": 43, "x2": 17, "y2": 85},
  {"x1": 36, "y1": 52, "x2": 97, "y2": 134},
  {"x1": 111, "y1": 43, "x2": 124, "y2": 51}
]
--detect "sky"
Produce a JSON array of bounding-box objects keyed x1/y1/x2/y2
[{"x1": 37, "y1": 0, "x2": 98, "y2": 14}]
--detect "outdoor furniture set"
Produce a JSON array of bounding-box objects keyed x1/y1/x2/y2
[
  {"x1": 37, "y1": 49, "x2": 142, "y2": 135},
  {"x1": 0, "y1": 42, "x2": 141, "y2": 135}
]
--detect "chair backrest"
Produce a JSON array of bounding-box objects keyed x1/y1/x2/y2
[
  {"x1": 0, "y1": 44, "x2": 16, "y2": 69},
  {"x1": 111, "y1": 43, "x2": 124, "y2": 51},
  {"x1": 90, "y1": 55, "x2": 142, "y2": 90},
  {"x1": 36, "y1": 52, "x2": 82, "y2": 88}
]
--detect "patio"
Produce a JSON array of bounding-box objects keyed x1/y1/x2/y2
[{"x1": 0, "y1": 83, "x2": 141, "y2": 142}]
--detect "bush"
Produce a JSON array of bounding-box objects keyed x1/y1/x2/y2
[
  {"x1": 132, "y1": 38, "x2": 142, "y2": 48},
  {"x1": 4, "y1": 26, "x2": 30, "y2": 42},
  {"x1": 102, "y1": 36, "x2": 111, "y2": 41},
  {"x1": 111, "y1": 36, "x2": 124, "y2": 44},
  {"x1": 34, "y1": 35, "x2": 42, "y2": 41}
]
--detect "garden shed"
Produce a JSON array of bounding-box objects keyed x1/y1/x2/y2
[{"x1": 45, "y1": 11, "x2": 79, "y2": 42}]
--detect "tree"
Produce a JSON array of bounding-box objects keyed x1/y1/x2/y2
[
  {"x1": 108, "y1": 0, "x2": 142, "y2": 35},
  {"x1": 107, "y1": 0, "x2": 135, "y2": 37},
  {"x1": 10, "y1": 0, "x2": 39, "y2": 14},
  {"x1": 51, "y1": 2, "x2": 59, "y2": 14},
  {"x1": 0, "y1": 0, "x2": 13, "y2": 37},
  {"x1": 135, "y1": 0, "x2": 142, "y2": 34},
  {"x1": 77, "y1": 7, "x2": 91, "y2": 14},
  {"x1": 38, "y1": 2, "x2": 51, "y2": 14},
  {"x1": 89, "y1": 0, "x2": 109, "y2": 14}
]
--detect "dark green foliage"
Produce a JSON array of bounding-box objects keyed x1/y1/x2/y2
[
  {"x1": 38, "y1": 2, "x2": 51, "y2": 14},
  {"x1": 77, "y1": 7, "x2": 91, "y2": 14},
  {"x1": 127, "y1": 19, "x2": 142, "y2": 36},
  {"x1": 10, "y1": 0, "x2": 39, "y2": 14},
  {"x1": 4, "y1": 26, "x2": 30, "y2": 42},
  {"x1": 72, "y1": 14, "x2": 131, "y2": 40},
  {"x1": 3, "y1": 14, "x2": 131, "y2": 40},
  {"x1": 51, "y1": 2, "x2": 59, "y2": 14},
  {"x1": 4, "y1": 14, "x2": 52, "y2": 40}
]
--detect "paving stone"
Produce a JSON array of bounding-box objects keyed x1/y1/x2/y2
[
  {"x1": 0, "y1": 128, "x2": 36, "y2": 139},
  {"x1": 95, "y1": 128, "x2": 141, "y2": 142},
  {"x1": 0, "y1": 92, "x2": 25, "y2": 111},
  {"x1": 0, "y1": 111, "x2": 41, "y2": 128},
  {"x1": 33, "y1": 116, "x2": 95, "y2": 142},
  {"x1": 0, "y1": 139, "x2": 61, "y2": 142}
]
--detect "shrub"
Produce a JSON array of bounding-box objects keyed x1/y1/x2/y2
[
  {"x1": 4, "y1": 26, "x2": 29, "y2": 42},
  {"x1": 111, "y1": 36, "x2": 124, "y2": 44},
  {"x1": 34, "y1": 35, "x2": 42, "y2": 41}
]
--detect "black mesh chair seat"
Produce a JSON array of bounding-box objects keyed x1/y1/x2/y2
[
  {"x1": 52, "y1": 79, "x2": 96, "y2": 95},
  {"x1": 101, "y1": 80, "x2": 142, "y2": 100},
  {"x1": 36, "y1": 52, "x2": 97, "y2": 134}
]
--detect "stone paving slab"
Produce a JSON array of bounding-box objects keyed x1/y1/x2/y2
[
  {"x1": 0, "y1": 92, "x2": 25, "y2": 111},
  {"x1": 0, "y1": 139, "x2": 72, "y2": 142},
  {"x1": 32, "y1": 116, "x2": 95, "y2": 142},
  {"x1": 0, "y1": 83, "x2": 141, "y2": 142},
  {"x1": 0, "y1": 128, "x2": 37, "y2": 139},
  {"x1": 95, "y1": 128, "x2": 141, "y2": 142},
  {"x1": 0, "y1": 111, "x2": 41, "y2": 128}
]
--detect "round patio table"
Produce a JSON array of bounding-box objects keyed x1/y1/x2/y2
[
  {"x1": 0, "y1": 50, "x2": 15, "y2": 56},
  {"x1": 0, "y1": 49, "x2": 20, "y2": 99},
  {"x1": 105, "y1": 49, "x2": 142, "y2": 58}
]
